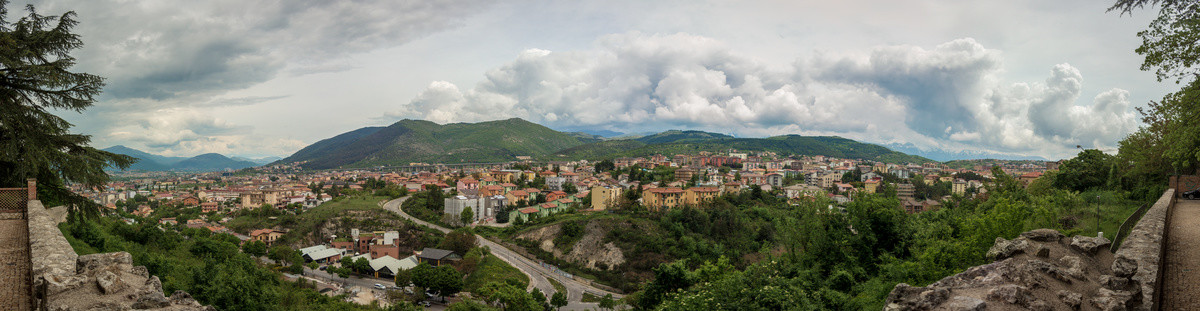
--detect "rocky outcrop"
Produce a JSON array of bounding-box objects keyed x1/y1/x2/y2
[
  {"x1": 884, "y1": 229, "x2": 1141, "y2": 311},
  {"x1": 27, "y1": 201, "x2": 212, "y2": 310},
  {"x1": 516, "y1": 220, "x2": 626, "y2": 271}
]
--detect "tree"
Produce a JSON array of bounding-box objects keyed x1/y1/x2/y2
[
  {"x1": 475, "y1": 281, "x2": 542, "y2": 311},
  {"x1": 598, "y1": 294, "x2": 616, "y2": 311},
  {"x1": 427, "y1": 265, "x2": 464, "y2": 301},
  {"x1": 242, "y1": 240, "x2": 267, "y2": 257},
  {"x1": 1111, "y1": 0, "x2": 1200, "y2": 179},
  {"x1": 460, "y1": 208, "x2": 475, "y2": 225},
  {"x1": 549, "y1": 291, "x2": 568, "y2": 310},
  {"x1": 530, "y1": 288, "x2": 551, "y2": 311},
  {"x1": 438, "y1": 227, "x2": 478, "y2": 256},
  {"x1": 594, "y1": 159, "x2": 615, "y2": 172},
  {"x1": 0, "y1": 1, "x2": 134, "y2": 210},
  {"x1": 1053, "y1": 149, "x2": 1115, "y2": 192},
  {"x1": 395, "y1": 268, "x2": 413, "y2": 287}
]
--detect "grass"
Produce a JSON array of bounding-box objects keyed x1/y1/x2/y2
[
  {"x1": 464, "y1": 248, "x2": 530, "y2": 294},
  {"x1": 582, "y1": 292, "x2": 601, "y2": 303},
  {"x1": 547, "y1": 277, "x2": 566, "y2": 294}
]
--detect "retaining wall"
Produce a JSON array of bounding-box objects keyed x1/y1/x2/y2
[{"x1": 1112, "y1": 188, "x2": 1175, "y2": 311}]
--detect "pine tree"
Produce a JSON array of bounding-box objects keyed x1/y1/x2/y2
[{"x1": 0, "y1": 1, "x2": 133, "y2": 210}]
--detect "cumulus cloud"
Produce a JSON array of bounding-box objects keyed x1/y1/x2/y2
[{"x1": 382, "y1": 33, "x2": 1139, "y2": 158}]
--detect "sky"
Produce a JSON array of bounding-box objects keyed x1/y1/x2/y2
[{"x1": 18, "y1": 0, "x2": 1173, "y2": 160}]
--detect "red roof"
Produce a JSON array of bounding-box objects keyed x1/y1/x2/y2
[
  {"x1": 647, "y1": 187, "x2": 684, "y2": 194},
  {"x1": 540, "y1": 203, "x2": 557, "y2": 208},
  {"x1": 690, "y1": 187, "x2": 720, "y2": 193},
  {"x1": 519, "y1": 207, "x2": 540, "y2": 214}
]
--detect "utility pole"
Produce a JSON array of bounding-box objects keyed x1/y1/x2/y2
[{"x1": 1096, "y1": 195, "x2": 1101, "y2": 237}]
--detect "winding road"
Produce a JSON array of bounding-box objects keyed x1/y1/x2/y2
[{"x1": 381, "y1": 197, "x2": 622, "y2": 310}]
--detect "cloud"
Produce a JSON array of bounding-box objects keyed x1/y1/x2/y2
[{"x1": 382, "y1": 33, "x2": 1139, "y2": 159}]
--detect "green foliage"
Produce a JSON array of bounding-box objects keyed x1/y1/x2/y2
[
  {"x1": 283, "y1": 118, "x2": 589, "y2": 169},
  {"x1": 475, "y1": 280, "x2": 543, "y2": 311},
  {"x1": 556, "y1": 135, "x2": 931, "y2": 164},
  {"x1": 438, "y1": 227, "x2": 478, "y2": 256},
  {"x1": 242, "y1": 240, "x2": 267, "y2": 257},
  {"x1": 460, "y1": 207, "x2": 475, "y2": 225},
  {"x1": 1053, "y1": 149, "x2": 1117, "y2": 192},
  {"x1": 463, "y1": 247, "x2": 529, "y2": 294},
  {"x1": 0, "y1": 1, "x2": 134, "y2": 215},
  {"x1": 550, "y1": 291, "x2": 568, "y2": 310},
  {"x1": 58, "y1": 216, "x2": 376, "y2": 311}
]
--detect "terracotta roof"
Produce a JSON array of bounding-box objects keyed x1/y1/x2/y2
[
  {"x1": 519, "y1": 207, "x2": 540, "y2": 214},
  {"x1": 647, "y1": 187, "x2": 685, "y2": 194},
  {"x1": 690, "y1": 187, "x2": 720, "y2": 193}
]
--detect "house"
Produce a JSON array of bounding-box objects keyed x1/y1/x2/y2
[
  {"x1": 181, "y1": 196, "x2": 200, "y2": 207},
  {"x1": 682, "y1": 187, "x2": 721, "y2": 205},
  {"x1": 952, "y1": 179, "x2": 968, "y2": 195},
  {"x1": 765, "y1": 173, "x2": 784, "y2": 188},
  {"x1": 371, "y1": 255, "x2": 420, "y2": 280},
  {"x1": 250, "y1": 229, "x2": 285, "y2": 246},
  {"x1": 642, "y1": 187, "x2": 685, "y2": 209},
  {"x1": 546, "y1": 191, "x2": 568, "y2": 202},
  {"x1": 784, "y1": 184, "x2": 824, "y2": 199},
  {"x1": 303, "y1": 248, "x2": 345, "y2": 264},
  {"x1": 417, "y1": 248, "x2": 460, "y2": 266},
  {"x1": 444, "y1": 195, "x2": 506, "y2": 223},
  {"x1": 158, "y1": 217, "x2": 177, "y2": 225},
  {"x1": 200, "y1": 202, "x2": 219, "y2": 213},
  {"x1": 590, "y1": 186, "x2": 620, "y2": 211}
]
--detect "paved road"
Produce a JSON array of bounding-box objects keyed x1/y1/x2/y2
[
  {"x1": 382, "y1": 197, "x2": 622, "y2": 310},
  {"x1": 1162, "y1": 199, "x2": 1200, "y2": 310}
]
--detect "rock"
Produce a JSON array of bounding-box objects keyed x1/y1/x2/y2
[
  {"x1": 1070, "y1": 235, "x2": 1111, "y2": 256},
  {"x1": 1027, "y1": 259, "x2": 1072, "y2": 284},
  {"x1": 170, "y1": 290, "x2": 198, "y2": 305},
  {"x1": 1058, "y1": 290, "x2": 1082, "y2": 310},
  {"x1": 95, "y1": 271, "x2": 127, "y2": 294},
  {"x1": 987, "y1": 284, "x2": 1031, "y2": 305},
  {"x1": 1035, "y1": 245, "x2": 1051, "y2": 258},
  {"x1": 131, "y1": 290, "x2": 171, "y2": 309},
  {"x1": 942, "y1": 296, "x2": 986, "y2": 311},
  {"x1": 884, "y1": 283, "x2": 949, "y2": 310},
  {"x1": 1112, "y1": 255, "x2": 1138, "y2": 278},
  {"x1": 1091, "y1": 287, "x2": 1139, "y2": 311},
  {"x1": 987, "y1": 237, "x2": 1030, "y2": 260},
  {"x1": 1022, "y1": 229, "x2": 1064, "y2": 242},
  {"x1": 131, "y1": 266, "x2": 149, "y2": 278},
  {"x1": 1100, "y1": 275, "x2": 1131, "y2": 290},
  {"x1": 1059, "y1": 255, "x2": 1085, "y2": 279},
  {"x1": 77, "y1": 252, "x2": 133, "y2": 276}
]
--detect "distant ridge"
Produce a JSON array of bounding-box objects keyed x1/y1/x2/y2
[
  {"x1": 279, "y1": 118, "x2": 935, "y2": 169},
  {"x1": 103, "y1": 146, "x2": 259, "y2": 172},
  {"x1": 278, "y1": 118, "x2": 588, "y2": 169}
]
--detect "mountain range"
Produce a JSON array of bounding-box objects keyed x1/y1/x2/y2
[
  {"x1": 277, "y1": 118, "x2": 933, "y2": 169},
  {"x1": 102, "y1": 146, "x2": 268, "y2": 172}
]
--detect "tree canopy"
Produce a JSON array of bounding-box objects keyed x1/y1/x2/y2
[{"x1": 0, "y1": 1, "x2": 133, "y2": 208}]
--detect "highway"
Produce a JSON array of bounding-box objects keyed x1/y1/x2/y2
[{"x1": 381, "y1": 197, "x2": 623, "y2": 310}]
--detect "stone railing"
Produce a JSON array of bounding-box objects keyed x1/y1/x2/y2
[{"x1": 1111, "y1": 188, "x2": 1175, "y2": 311}]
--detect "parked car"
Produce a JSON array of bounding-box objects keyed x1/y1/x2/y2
[
  {"x1": 420, "y1": 301, "x2": 431, "y2": 307},
  {"x1": 374, "y1": 284, "x2": 385, "y2": 290},
  {"x1": 1184, "y1": 188, "x2": 1200, "y2": 199}
]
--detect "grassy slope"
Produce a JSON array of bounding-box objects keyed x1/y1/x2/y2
[{"x1": 463, "y1": 248, "x2": 531, "y2": 294}]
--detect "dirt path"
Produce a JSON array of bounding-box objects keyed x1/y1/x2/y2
[{"x1": 1162, "y1": 199, "x2": 1200, "y2": 310}]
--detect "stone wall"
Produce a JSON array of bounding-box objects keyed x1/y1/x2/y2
[
  {"x1": 1111, "y1": 188, "x2": 1175, "y2": 311},
  {"x1": 26, "y1": 201, "x2": 212, "y2": 310}
]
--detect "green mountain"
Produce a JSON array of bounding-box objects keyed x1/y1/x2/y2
[
  {"x1": 281, "y1": 118, "x2": 589, "y2": 169},
  {"x1": 554, "y1": 135, "x2": 932, "y2": 164},
  {"x1": 635, "y1": 130, "x2": 733, "y2": 144}
]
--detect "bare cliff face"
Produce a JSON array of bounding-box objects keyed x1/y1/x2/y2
[
  {"x1": 516, "y1": 221, "x2": 627, "y2": 271},
  {"x1": 884, "y1": 229, "x2": 1141, "y2": 311}
]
